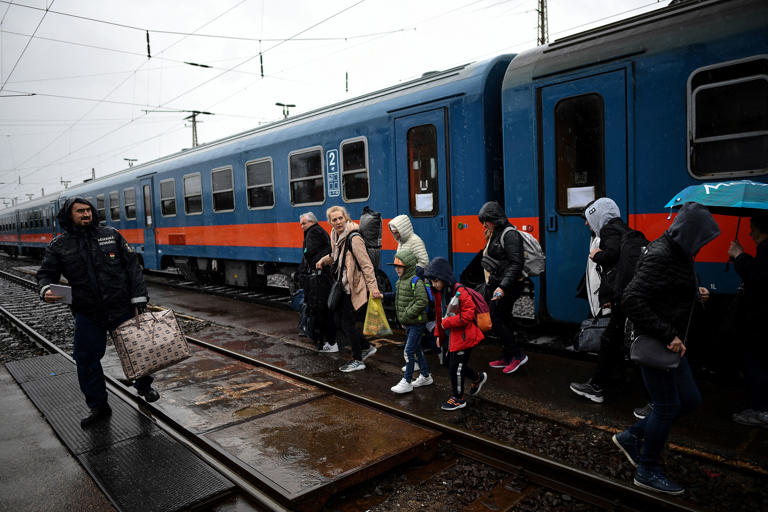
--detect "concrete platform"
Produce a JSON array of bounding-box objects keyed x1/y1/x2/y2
[{"x1": 0, "y1": 364, "x2": 115, "y2": 512}]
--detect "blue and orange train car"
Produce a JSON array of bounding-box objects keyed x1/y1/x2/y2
[{"x1": 1, "y1": 0, "x2": 766, "y2": 328}]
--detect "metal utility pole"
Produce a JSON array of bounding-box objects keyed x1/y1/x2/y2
[
  {"x1": 143, "y1": 109, "x2": 212, "y2": 148},
  {"x1": 537, "y1": 0, "x2": 549, "y2": 46}
]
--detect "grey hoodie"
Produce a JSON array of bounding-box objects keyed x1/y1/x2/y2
[{"x1": 584, "y1": 198, "x2": 620, "y2": 235}]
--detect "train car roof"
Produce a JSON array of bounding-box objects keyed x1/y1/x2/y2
[
  {"x1": 502, "y1": 0, "x2": 768, "y2": 89},
  {"x1": 59, "y1": 54, "x2": 512, "y2": 192}
]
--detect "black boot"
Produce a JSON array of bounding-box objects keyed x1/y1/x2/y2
[
  {"x1": 80, "y1": 404, "x2": 112, "y2": 428},
  {"x1": 138, "y1": 386, "x2": 160, "y2": 403}
]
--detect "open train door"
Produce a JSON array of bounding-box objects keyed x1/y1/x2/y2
[
  {"x1": 394, "y1": 109, "x2": 451, "y2": 264},
  {"x1": 139, "y1": 177, "x2": 158, "y2": 269},
  {"x1": 539, "y1": 69, "x2": 629, "y2": 323}
]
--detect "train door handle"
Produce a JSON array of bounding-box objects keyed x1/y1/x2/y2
[
  {"x1": 438, "y1": 215, "x2": 446, "y2": 230},
  {"x1": 547, "y1": 214, "x2": 558, "y2": 232}
]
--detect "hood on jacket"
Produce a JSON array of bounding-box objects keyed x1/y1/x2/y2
[
  {"x1": 389, "y1": 214, "x2": 414, "y2": 242},
  {"x1": 667, "y1": 202, "x2": 720, "y2": 257},
  {"x1": 392, "y1": 249, "x2": 418, "y2": 278},
  {"x1": 57, "y1": 196, "x2": 99, "y2": 232},
  {"x1": 584, "y1": 198, "x2": 620, "y2": 234},
  {"x1": 424, "y1": 257, "x2": 457, "y2": 287},
  {"x1": 478, "y1": 201, "x2": 508, "y2": 227}
]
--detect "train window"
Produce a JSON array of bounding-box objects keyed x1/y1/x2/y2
[
  {"x1": 123, "y1": 188, "x2": 136, "y2": 220},
  {"x1": 183, "y1": 173, "x2": 203, "y2": 215},
  {"x1": 109, "y1": 191, "x2": 120, "y2": 221},
  {"x1": 96, "y1": 194, "x2": 106, "y2": 224},
  {"x1": 407, "y1": 125, "x2": 438, "y2": 217},
  {"x1": 554, "y1": 94, "x2": 605, "y2": 214},
  {"x1": 289, "y1": 147, "x2": 325, "y2": 206},
  {"x1": 245, "y1": 158, "x2": 274, "y2": 209},
  {"x1": 341, "y1": 138, "x2": 370, "y2": 202},
  {"x1": 689, "y1": 56, "x2": 768, "y2": 177},
  {"x1": 160, "y1": 179, "x2": 176, "y2": 216},
  {"x1": 211, "y1": 167, "x2": 235, "y2": 212}
]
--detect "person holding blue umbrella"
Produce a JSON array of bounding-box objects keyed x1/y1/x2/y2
[{"x1": 728, "y1": 213, "x2": 768, "y2": 428}]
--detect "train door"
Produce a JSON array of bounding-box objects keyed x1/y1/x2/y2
[
  {"x1": 539, "y1": 69, "x2": 628, "y2": 322},
  {"x1": 394, "y1": 109, "x2": 451, "y2": 263},
  {"x1": 140, "y1": 178, "x2": 157, "y2": 269}
]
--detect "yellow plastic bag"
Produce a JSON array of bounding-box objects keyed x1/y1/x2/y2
[{"x1": 363, "y1": 296, "x2": 392, "y2": 336}]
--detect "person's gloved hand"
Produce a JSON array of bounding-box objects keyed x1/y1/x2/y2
[{"x1": 135, "y1": 303, "x2": 147, "y2": 315}]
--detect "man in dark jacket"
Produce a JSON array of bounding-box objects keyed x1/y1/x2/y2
[
  {"x1": 478, "y1": 201, "x2": 528, "y2": 374},
  {"x1": 570, "y1": 197, "x2": 631, "y2": 403},
  {"x1": 299, "y1": 212, "x2": 335, "y2": 350},
  {"x1": 728, "y1": 213, "x2": 768, "y2": 427},
  {"x1": 37, "y1": 197, "x2": 158, "y2": 428}
]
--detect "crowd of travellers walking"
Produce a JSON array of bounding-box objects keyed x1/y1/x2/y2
[{"x1": 298, "y1": 198, "x2": 767, "y2": 497}]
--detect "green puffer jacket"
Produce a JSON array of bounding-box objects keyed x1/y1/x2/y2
[{"x1": 394, "y1": 250, "x2": 429, "y2": 325}]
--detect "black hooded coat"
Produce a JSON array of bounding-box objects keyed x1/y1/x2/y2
[
  {"x1": 36, "y1": 197, "x2": 148, "y2": 329},
  {"x1": 622, "y1": 202, "x2": 720, "y2": 344}
]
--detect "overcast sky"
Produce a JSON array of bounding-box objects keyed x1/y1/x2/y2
[{"x1": 0, "y1": 0, "x2": 667, "y2": 207}]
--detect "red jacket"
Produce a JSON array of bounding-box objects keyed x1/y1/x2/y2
[{"x1": 433, "y1": 285, "x2": 484, "y2": 352}]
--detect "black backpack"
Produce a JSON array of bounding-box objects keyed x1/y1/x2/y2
[
  {"x1": 410, "y1": 276, "x2": 436, "y2": 322},
  {"x1": 612, "y1": 229, "x2": 650, "y2": 302}
]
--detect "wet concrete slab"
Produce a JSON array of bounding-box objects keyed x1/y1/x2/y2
[
  {"x1": 204, "y1": 394, "x2": 440, "y2": 510},
  {"x1": 156, "y1": 367, "x2": 325, "y2": 434}
]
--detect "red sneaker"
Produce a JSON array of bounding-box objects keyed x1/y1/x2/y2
[
  {"x1": 489, "y1": 359, "x2": 508, "y2": 368},
  {"x1": 502, "y1": 355, "x2": 528, "y2": 374}
]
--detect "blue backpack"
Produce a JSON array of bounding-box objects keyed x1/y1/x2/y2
[{"x1": 410, "y1": 276, "x2": 436, "y2": 322}]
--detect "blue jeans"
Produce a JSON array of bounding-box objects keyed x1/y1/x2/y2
[
  {"x1": 628, "y1": 358, "x2": 701, "y2": 468},
  {"x1": 403, "y1": 325, "x2": 429, "y2": 383},
  {"x1": 73, "y1": 312, "x2": 153, "y2": 408}
]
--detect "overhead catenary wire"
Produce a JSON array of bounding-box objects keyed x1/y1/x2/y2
[{"x1": 0, "y1": 0, "x2": 54, "y2": 93}]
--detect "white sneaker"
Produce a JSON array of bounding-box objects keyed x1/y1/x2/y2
[
  {"x1": 401, "y1": 362, "x2": 420, "y2": 372},
  {"x1": 361, "y1": 346, "x2": 377, "y2": 360},
  {"x1": 391, "y1": 379, "x2": 413, "y2": 394},
  {"x1": 320, "y1": 342, "x2": 339, "y2": 353},
  {"x1": 412, "y1": 374, "x2": 433, "y2": 387},
  {"x1": 339, "y1": 360, "x2": 365, "y2": 372}
]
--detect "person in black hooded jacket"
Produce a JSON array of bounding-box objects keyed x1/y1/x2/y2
[
  {"x1": 477, "y1": 201, "x2": 528, "y2": 374},
  {"x1": 36, "y1": 197, "x2": 158, "y2": 428},
  {"x1": 612, "y1": 202, "x2": 719, "y2": 496}
]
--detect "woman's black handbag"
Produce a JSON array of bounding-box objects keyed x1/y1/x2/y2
[
  {"x1": 629, "y1": 335, "x2": 681, "y2": 370},
  {"x1": 575, "y1": 311, "x2": 610, "y2": 352}
]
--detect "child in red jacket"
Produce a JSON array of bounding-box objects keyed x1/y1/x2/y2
[{"x1": 424, "y1": 257, "x2": 488, "y2": 410}]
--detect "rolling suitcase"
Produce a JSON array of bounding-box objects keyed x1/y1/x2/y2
[{"x1": 111, "y1": 309, "x2": 191, "y2": 380}]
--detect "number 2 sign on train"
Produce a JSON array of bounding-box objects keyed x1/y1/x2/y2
[{"x1": 1, "y1": 0, "x2": 766, "y2": 330}]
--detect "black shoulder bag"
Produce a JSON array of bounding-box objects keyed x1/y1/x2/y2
[{"x1": 326, "y1": 234, "x2": 360, "y2": 311}]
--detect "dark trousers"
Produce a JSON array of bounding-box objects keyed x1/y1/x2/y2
[
  {"x1": 449, "y1": 348, "x2": 479, "y2": 399},
  {"x1": 490, "y1": 291, "x2": 523, "y2": 361},
  {"x1": 628, "y1": 358, "x2": 701, "y2": 468},
  {"x1": 311, "y1": 308, "x2": 336, "y2": 347},
  {"x1": 73, "y1": 312, "x2": 153, "y2": 408},
  {"x1": 334, "y1": 294, "x2": 369, "y2": 361},
  {"x1": 744, "y1": 352, "x2": 768, "y2": 411},
  {"x1": 593, "y1": 305, "x2": 626, "y2": 389}
]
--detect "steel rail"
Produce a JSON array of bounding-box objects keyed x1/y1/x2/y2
[
  {"x1": 0, "y1": 277, "x2": 289, "y2": 512},
  {"x1": 0, "y1": 269, "x2": 697, "y2": 511}
]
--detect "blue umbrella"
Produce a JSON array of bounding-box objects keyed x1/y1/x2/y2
[
  {"x1": 665, "y1": 180, "x2": 768, "y2": 217},
  {"x1": 665, "y1": 180, "x2": 768, "y2": 269}
]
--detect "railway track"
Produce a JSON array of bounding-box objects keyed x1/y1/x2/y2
[{"x1": 0, "y1": 268, "x2": 702, "y2": 512}]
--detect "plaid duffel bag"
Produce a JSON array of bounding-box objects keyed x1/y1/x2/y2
[{"x1": 111, "y1": 309, "x2": 191, "y2": 380}]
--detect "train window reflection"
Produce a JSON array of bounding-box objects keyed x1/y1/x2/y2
[
  {"x1": 184, "y1": 173, "x2": 203, "y2": 215},
  {"x1": 689, "y1": 56, "x2": 768, "y2": 177},
  {"x1": 123, "y1": 188, "x2": 136, "y2": 220},
  {"x1": 407, "y1": 125, "x2": 438, "y2": 217},
  {"x1": 289, "y1": 147, "x2": 325, "y2": 206},
  {"x1": 96, "y1": 194, "x2": 106, "y2": 224},
  {"x1": 554, "y1": 94, "x2": 605, "y2": 214},
  {"x1": 211, "y1": 167, "x2": 235, "y2": 212},
  {"x1": 341, "y1": 138, "x2": 370, "y2": 202},
  {"x1": 246, "y1": 158, "x2": 275, "y2": 209},
  {"x1": 160, "y1": 179, "x2": 176, "y2": 216},
  {"x1": 109, "y1": 191, "x2": 120, "y2": 221}
]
